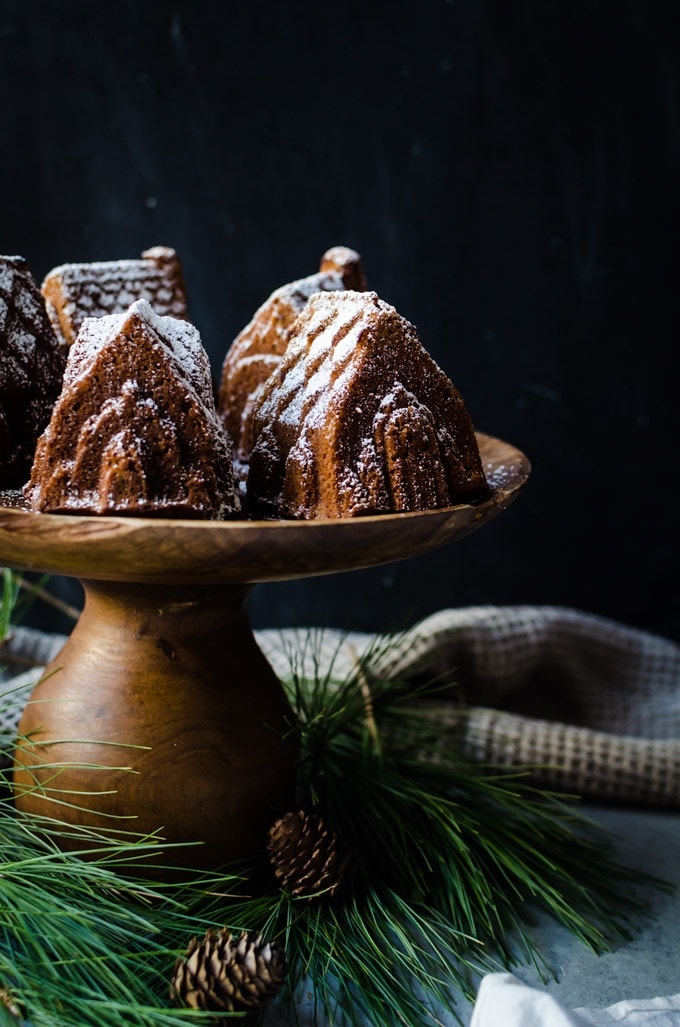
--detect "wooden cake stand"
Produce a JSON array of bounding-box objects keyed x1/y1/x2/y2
[{"x1": 0, "y1": 433, "x2": 529, "y2": 872}]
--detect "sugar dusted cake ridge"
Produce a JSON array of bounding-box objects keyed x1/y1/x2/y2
[{"x1": 41, "y1": 245, "x2": 188, "y2": 348}]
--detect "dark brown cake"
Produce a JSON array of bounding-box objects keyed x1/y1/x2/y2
[
  {"x1": 247, "y1": 290, "x2": 489, "y2": 519},
  {"x1": 41, "y1": 245, "x2": 188, "y2": 348},
  {"x1": 0, "y1": 255, "x2": 67, "y2": 489},
  {"x1": 217, "y1": 245, "x2": 366, "y2": 470},
  {"x1": 25, "y1": 299, "x2": 240, "y2": 519}
]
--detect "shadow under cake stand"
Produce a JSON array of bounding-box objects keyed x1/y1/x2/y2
[{"x1": 0, "y1": 433, "x2": 530, "y2": 872}]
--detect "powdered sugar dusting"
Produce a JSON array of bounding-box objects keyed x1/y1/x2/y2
[
  {"x1": 41, "y1": 248, "x2": 187, "y2": 347},
  {"x1": 0, "y1": 254, "x2": 67, "y2": 486},
  {"x1": 219, "y1": 261, "x2": 367, "y2": 460},
  {"x1": 231, "y1": 269, "x2": 346, "y2": 354},
  {"x1": 66, "y1": 299, "x2": 214, "y2": 408},
  {"x1": 25, "y1": 297, "x2": 240, "y2": 518},
  {"x1": 276, "y1": 270, "x2": 345, "y2": 308},
  {"x1": 247, "y1": 287, "x2": 487, "y2": 518},
  {"x1": 0, "y1": 257, "x2": 26, "y2": 293}
]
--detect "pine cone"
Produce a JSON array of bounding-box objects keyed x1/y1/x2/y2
[
  {"x1": 171, "y1": 928, "x2": 285, "y2": 1014},
  {"x1": 267, "y1": 809, "x2": 350, "y2": 899}
]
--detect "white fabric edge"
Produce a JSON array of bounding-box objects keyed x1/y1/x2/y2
[{"x1": 470, "y1": 973, "x2": 680, "y2": 1027}]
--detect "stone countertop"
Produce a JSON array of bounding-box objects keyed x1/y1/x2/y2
[
  {"x1": 267, "y1": 804, "x2": 680, "y2": 1025},
  {"x1": 508, "y1": 805, "x2": 680, "y2": 1015}
]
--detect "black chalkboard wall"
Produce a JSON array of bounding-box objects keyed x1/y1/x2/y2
[{"x1": 1, "y1": 0, "x2": 678, "y2": 642}]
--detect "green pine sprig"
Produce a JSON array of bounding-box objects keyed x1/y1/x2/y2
[
  {"x1": 258, "y1": 628, "x2": 669, "y2": 1024},
  {"x1": 0, "y1": 798, "x2": 249, "y2": 1026},
  {"x1": 0, "y1": 569, "x2": 20, "y2": 645},
  {"x1": 0, "y1": 582, "x2": 673, "y2": 1026}
]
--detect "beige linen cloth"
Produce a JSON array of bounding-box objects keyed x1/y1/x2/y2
[{"x1": 1, "y1": 605, "x2": 679, "y2": 806}]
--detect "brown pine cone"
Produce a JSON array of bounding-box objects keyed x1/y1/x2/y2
[
  {"x1": 267, "y1": 809, "x2": 350, "y2": 900},
  {"x1": 171, "y1": 927, "x2": 285, "y2": 1014}
]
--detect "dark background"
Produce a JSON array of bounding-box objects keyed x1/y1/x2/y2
[{"x1": 1, "y1": 0, "x2": 678, "y2": 642}]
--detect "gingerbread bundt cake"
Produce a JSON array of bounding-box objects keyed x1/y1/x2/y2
[
  {"x1": 0, "y1": 256, "x2": 67, "y2": 489},
  {"x1": 25, "y1": 299, "x2": 240, "y2": 519},
  {"x1": 218, "y1": 245, "x2": 367, "y2": 470},
  {"x1": 41, "y1": 245, "x2": 188, "y2": 349},
  {"x1": 246, "y1": 290, "x2": 489, "y2": 519}
]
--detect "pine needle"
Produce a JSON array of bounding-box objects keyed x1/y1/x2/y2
[
  {"x1": 15, "y1": 574, "x2": 81, "y2": 624},
  {"x1": 0, "y1": 569, "x2": 19, "y2": 645},
  {"x1": 0, "y1": 582, "x2": 672, "y2": 1026},
  {"x1": 267, "y1": 629, "x2": 670, "y2": 1024}
]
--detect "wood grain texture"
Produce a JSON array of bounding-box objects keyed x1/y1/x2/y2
[
  {"x1": 13, "y1": 581, "x2": 299, "y2": 872},
  {"x1": 0, "y1": 434, "x2": 530, "y2": 585}
]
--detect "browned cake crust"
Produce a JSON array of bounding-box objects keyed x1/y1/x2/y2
[
  {"x1": 217, "y1": 246, "x2": 366, "y2": 468},
  {"x1": 0, "y1": 255, "x2": 67, "y2": 488},
  {"x1": 247, "y1": 290, "x2": 489, "y2": 519},
  {"x1": 41, "y1": 245, "x2": 188, "y2": 348},
  {"x1": 25, "y1": 299, "x2": 239, "y2": 519}
]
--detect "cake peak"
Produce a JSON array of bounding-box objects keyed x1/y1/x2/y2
[
  {"x1": 41, "y1": 245, "x2": 188, "y2": 348},
  {"x1": 67, "y1": 298, "x2": 214, "y2": 410},
  {"x1": 218, "y1": 245, "x2": 368, "y2": 468},
  {"x1": 25, "y1": 300, "x2": 239, "y2": 520},
  {"x1": 247, "y1": 288, "x2": 488, "y2": 519}
]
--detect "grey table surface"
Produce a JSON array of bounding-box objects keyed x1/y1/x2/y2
[{"x1": 266, "y1": 804, "x2": 680, "y2": 1025}]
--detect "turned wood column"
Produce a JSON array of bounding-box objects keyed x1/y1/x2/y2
[{"x1": 13, "y1": 580, "x2": 299, "y2": 871}]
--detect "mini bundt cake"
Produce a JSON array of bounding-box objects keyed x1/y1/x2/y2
[
  {"x1": 218, "y1": 245, "x2": 367, "y2": 470},
  {"x1": 41, "y1": 245, "x2": 188, "y2": 348},
  {"x1": 0, "y1": 255, "x2": 67, "y2": 489},
  {"x1": 246, "y1": 290, "x2": 489, "y2": 519},
  {"x1": 25, "y1": 298, "x2": 240, "y2": 519}
]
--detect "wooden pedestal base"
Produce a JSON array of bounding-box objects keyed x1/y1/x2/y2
[{"x1": 13, "y1": 580, "x2": 299, "y2": 872}]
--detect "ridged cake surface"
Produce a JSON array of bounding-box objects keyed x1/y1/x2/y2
[
  {"x1": 41, "y1": 246, "x2": 187, "y2": 348},
  {"x1": 247, "y1": 290, "x2": 489, "y2": 519},
  {"x1": 218, "y1": 245, "x2": 366, "y2": 469},
  {"x1": 0, "y1": 256, "x2": 67, "y2": 488},
  {"x1": 25, "y1": 299, "x2": 239, "y2": 519}
]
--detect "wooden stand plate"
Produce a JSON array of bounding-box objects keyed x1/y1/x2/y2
[{"x1": 0, "y1": 433, "x2": 530, "y2": 872}]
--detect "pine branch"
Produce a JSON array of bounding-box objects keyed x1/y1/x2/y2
[{"x1": 0, "y1": 598, "x2": 672, "y2": 1027}]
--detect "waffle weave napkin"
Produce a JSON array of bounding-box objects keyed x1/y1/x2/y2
[{"x1": 1, "y1": 604, "x2": 679, "y2": 805}]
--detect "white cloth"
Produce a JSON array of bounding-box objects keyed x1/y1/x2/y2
[{"x1": 470, "y1": 973, "x2": 680, "y2": 1026}]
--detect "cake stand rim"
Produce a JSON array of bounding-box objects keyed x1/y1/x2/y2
[{"x1": 0, "y1": 432, "x2": 530, "y2": 585}]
